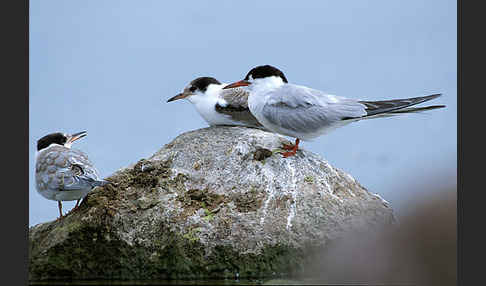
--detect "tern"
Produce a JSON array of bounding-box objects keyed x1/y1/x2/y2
[
  {"x1": 223, "y1": 65, "x2": 445, "y2": 158},
  {"x1": 35, "y1": 131, "x2": 110, "y2": 219},
  {"x1": 167, "y1": 76, "x2": 264, "y2": 129}
]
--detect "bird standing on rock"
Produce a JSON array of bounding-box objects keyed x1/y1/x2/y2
[
  {"x1": 223, "y1": 65, "x2": 445, "y2": 158},
  {"x1": 35, "y1": 131, "x2": 110, "y2": 219},
  {"x1": 167, "y1": 76, "x2": 265, "y2": 129}
]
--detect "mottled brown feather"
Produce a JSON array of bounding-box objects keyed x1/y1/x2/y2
[{"x1": 215, "y1": 88, "x2": 264, "y2": 128}]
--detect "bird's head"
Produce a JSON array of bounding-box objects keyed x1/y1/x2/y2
[
  {"x1": 167, "y1": 77, "x2": 221, "y2": 103},
  {"x1": 223, "y1": 65, "x2": 288, "y2": 90},
  {"x1": 37, "y1": 131, "x2": 87, "y2": 151}
]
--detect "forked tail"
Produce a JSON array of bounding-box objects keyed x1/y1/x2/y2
[{"x1": 359, "y1": 93, "x2": 445, "y2": 117}]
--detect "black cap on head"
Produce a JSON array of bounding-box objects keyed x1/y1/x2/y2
[
  {"x1": 189, "y1": 77, "x2": 221, "y2": 93},
  {"x1": 37, "y1": 132, "x2": 67, "y2": 151},
  {"x1": 244, "y1": 65, "x2": 288, "y2": 83}
]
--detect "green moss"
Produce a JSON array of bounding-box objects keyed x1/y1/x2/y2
[
  {"x1": 304, "y1": 176, "x2": 315, "y2": 184},
  {"x1": 30, "y1": 221, "x2": 310, "y2": 281},
  {"x1": 203, "y1": 212, "x2": 214, "y2": 220},
  {"x1": 182, "y1": 227, "x2": 202, "y2": 243},
  {"x1": 29, "y1": 156, "x2": 317, "y2": 281},
  {"x1": 176, "y1": 188, "x2": 226, "y2": 220}
]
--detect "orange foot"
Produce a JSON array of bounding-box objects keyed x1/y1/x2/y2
[{"x1": 281, "y1": 138, "x2": 300, "y2": 158}]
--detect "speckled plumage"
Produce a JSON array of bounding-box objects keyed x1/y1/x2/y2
[
  {"x1": 214, "y1": 87, "x2": 264, "y2": 128},
  {"x1": 35, "y1": 144, "x2": 105, "y2": 202}
]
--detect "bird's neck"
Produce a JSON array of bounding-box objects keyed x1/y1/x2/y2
[
  {"x1": 188, "y1": 85, "x2": 222, "y2": 107},
  {"x1": 188, "y1": 85, "x2": 226, "y2": 123},
  {"x1": 252, "y1": 76, "x2": 285, "y2": 94},
  {"x1": 36, "y1": 143, "x2": 68, "y2": 160}
]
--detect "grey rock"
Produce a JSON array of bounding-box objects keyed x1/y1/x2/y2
[{"x1": 29, "y1": 126, "x2": 395, "y2": 281}]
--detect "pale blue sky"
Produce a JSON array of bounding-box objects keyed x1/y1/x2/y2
[{"x1": 29, "y1": 0, "x2": 456, "y2": 225}]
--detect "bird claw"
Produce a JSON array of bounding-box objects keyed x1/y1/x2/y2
[
  {"x1": 279, "y1": 138, "x2": 300, "y2": 158},
  {"x1": 281, "y1": 150, "x2": 298, "y2": 158},
  {"x1": 281, "y1": 143, "x2": 296, "y2": 150}
]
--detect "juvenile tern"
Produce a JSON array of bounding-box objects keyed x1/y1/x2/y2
[
  {"x1": 223, "y1": 65, "x2": 445, "y2": 158},
  {"x1": 167, "y1": 77, "x2": 264, "y2": 129},
  {"x1": 35, "y1": 131, "x2": 109, "y2": 219}
]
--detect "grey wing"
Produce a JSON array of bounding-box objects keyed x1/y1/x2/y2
[
  {"x1": 60, "y1": 149, "x2": 107, "y2": 190},
  {"x1": 261, "y1": 84, "x2": 367, "y2": 134},
  {"x1": 216, "y1": 88, "x2": 264, "y2": 128}
]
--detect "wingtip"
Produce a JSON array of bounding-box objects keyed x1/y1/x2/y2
[
  {"x1": 428, "y1": 93, "x2": 442, "y2": 99},
  {"x1": 426, "y1": 104, "x2": 446, "y2": 110}
]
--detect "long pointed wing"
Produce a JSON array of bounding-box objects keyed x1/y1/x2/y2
[
  {"x1": 260, "y1": 84, "x2": 367, "y2": 134},
  {"x1": 358, "y1": 94, "x2": 443, "y2": 117}
]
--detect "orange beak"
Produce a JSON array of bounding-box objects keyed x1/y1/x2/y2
[{"x1": 222, "y1": 80, "x2": 251, "y2": 90}]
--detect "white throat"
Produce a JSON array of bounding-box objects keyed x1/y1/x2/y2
[
  {"x1": 251, "y1": 76, "x2": 285, "y2": 94},
  {"x1": 247, "y1": 76, "x2": 286, "y2": 127},
  {"x1": 186, "y1": 84, "x2": 229, "y2": 125}
]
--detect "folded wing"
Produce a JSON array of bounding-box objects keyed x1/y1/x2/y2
[{"x1": 260, "y1": 84, "x2": 367, "y2": 135}]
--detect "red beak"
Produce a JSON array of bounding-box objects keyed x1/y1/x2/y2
[{"x1": 222, "y1": 80, "x2": 251, "y2": 89}]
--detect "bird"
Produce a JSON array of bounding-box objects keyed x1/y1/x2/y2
[
  {"x1": 35, "y1": 131, "x2": 110, "y2": 219},
  {"x1": 223, "y1": 65, "x2": 445, "y2": 158},
  {"x1": 167, "y1": 76, "x2": 264, "y2": 129}
]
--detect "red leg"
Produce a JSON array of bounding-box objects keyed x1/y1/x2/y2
[
  {"x1": 57, "y1": 201, "x2": 64, "y2": 219},
  {"x1": 281, "y1": 138, "x2": 299, "y2": 150},
  {"x1": 281, "y1": 138, "x2": 300, "y2": 158},
  {"x1": 73, "y1": 199, "x2": 80, "y2": 210},
  {"x1": 281, "y1": 143, "x2": 295, "y2": 150}
]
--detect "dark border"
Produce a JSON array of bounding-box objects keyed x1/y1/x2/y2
[
  {"x1": 458, "y1": 0, "x2": 471, "y2": 285},
  {"x1": 4, "y1": 0, "x2": 29, "y2": 285}
]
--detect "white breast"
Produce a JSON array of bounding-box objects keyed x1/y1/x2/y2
[{"x1": 188, "y1": 84, "x2": 245, "y2": 126}]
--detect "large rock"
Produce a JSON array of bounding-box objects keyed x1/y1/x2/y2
[{"x1": 29, "y1": 126, "x2": 395, "y2": 281}]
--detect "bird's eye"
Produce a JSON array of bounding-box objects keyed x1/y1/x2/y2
[{"x1": 189, "y1": 86, "x2": 197, "y2": 92}]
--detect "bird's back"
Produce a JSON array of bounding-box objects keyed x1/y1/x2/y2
[
  {"x1": 249, "y1": 83, "x2": 367, "y2": 139},
  {"x1": 35, "y1": 145, "x2": 103, "y2": 200}
]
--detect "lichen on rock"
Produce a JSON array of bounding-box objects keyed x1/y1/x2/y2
[{"x1": 29, "y1": 126, "x2": 395, "y2": 281}]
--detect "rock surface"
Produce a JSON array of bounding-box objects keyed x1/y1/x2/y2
[{"x1": 29, "y1": 126, "x2": 395, "y2": 281}]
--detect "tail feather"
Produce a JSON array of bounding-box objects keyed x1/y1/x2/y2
[
  {"x1": 359, "y1": 93, "x2": 443, "y2": 117},
  {"x1": 79, "y1": 176, "x2": 111, "y2": 187},
  {"x1": 388, "y1": 105, "x2": 446, "y2": 114},
  {"x1": 92, "y1": 179, "x2": 111, "y2": 187}
]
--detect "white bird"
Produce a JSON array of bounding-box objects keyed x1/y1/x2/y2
[
  {"x1": 35, "y1": 131, "x2": 109, "y2": 219},
  {"x1": 167, "y1": 77, "x2": 264, "y2": 129},
  {"x1": 223, "y1": 65, "x2": 445, "y2": 158}
]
